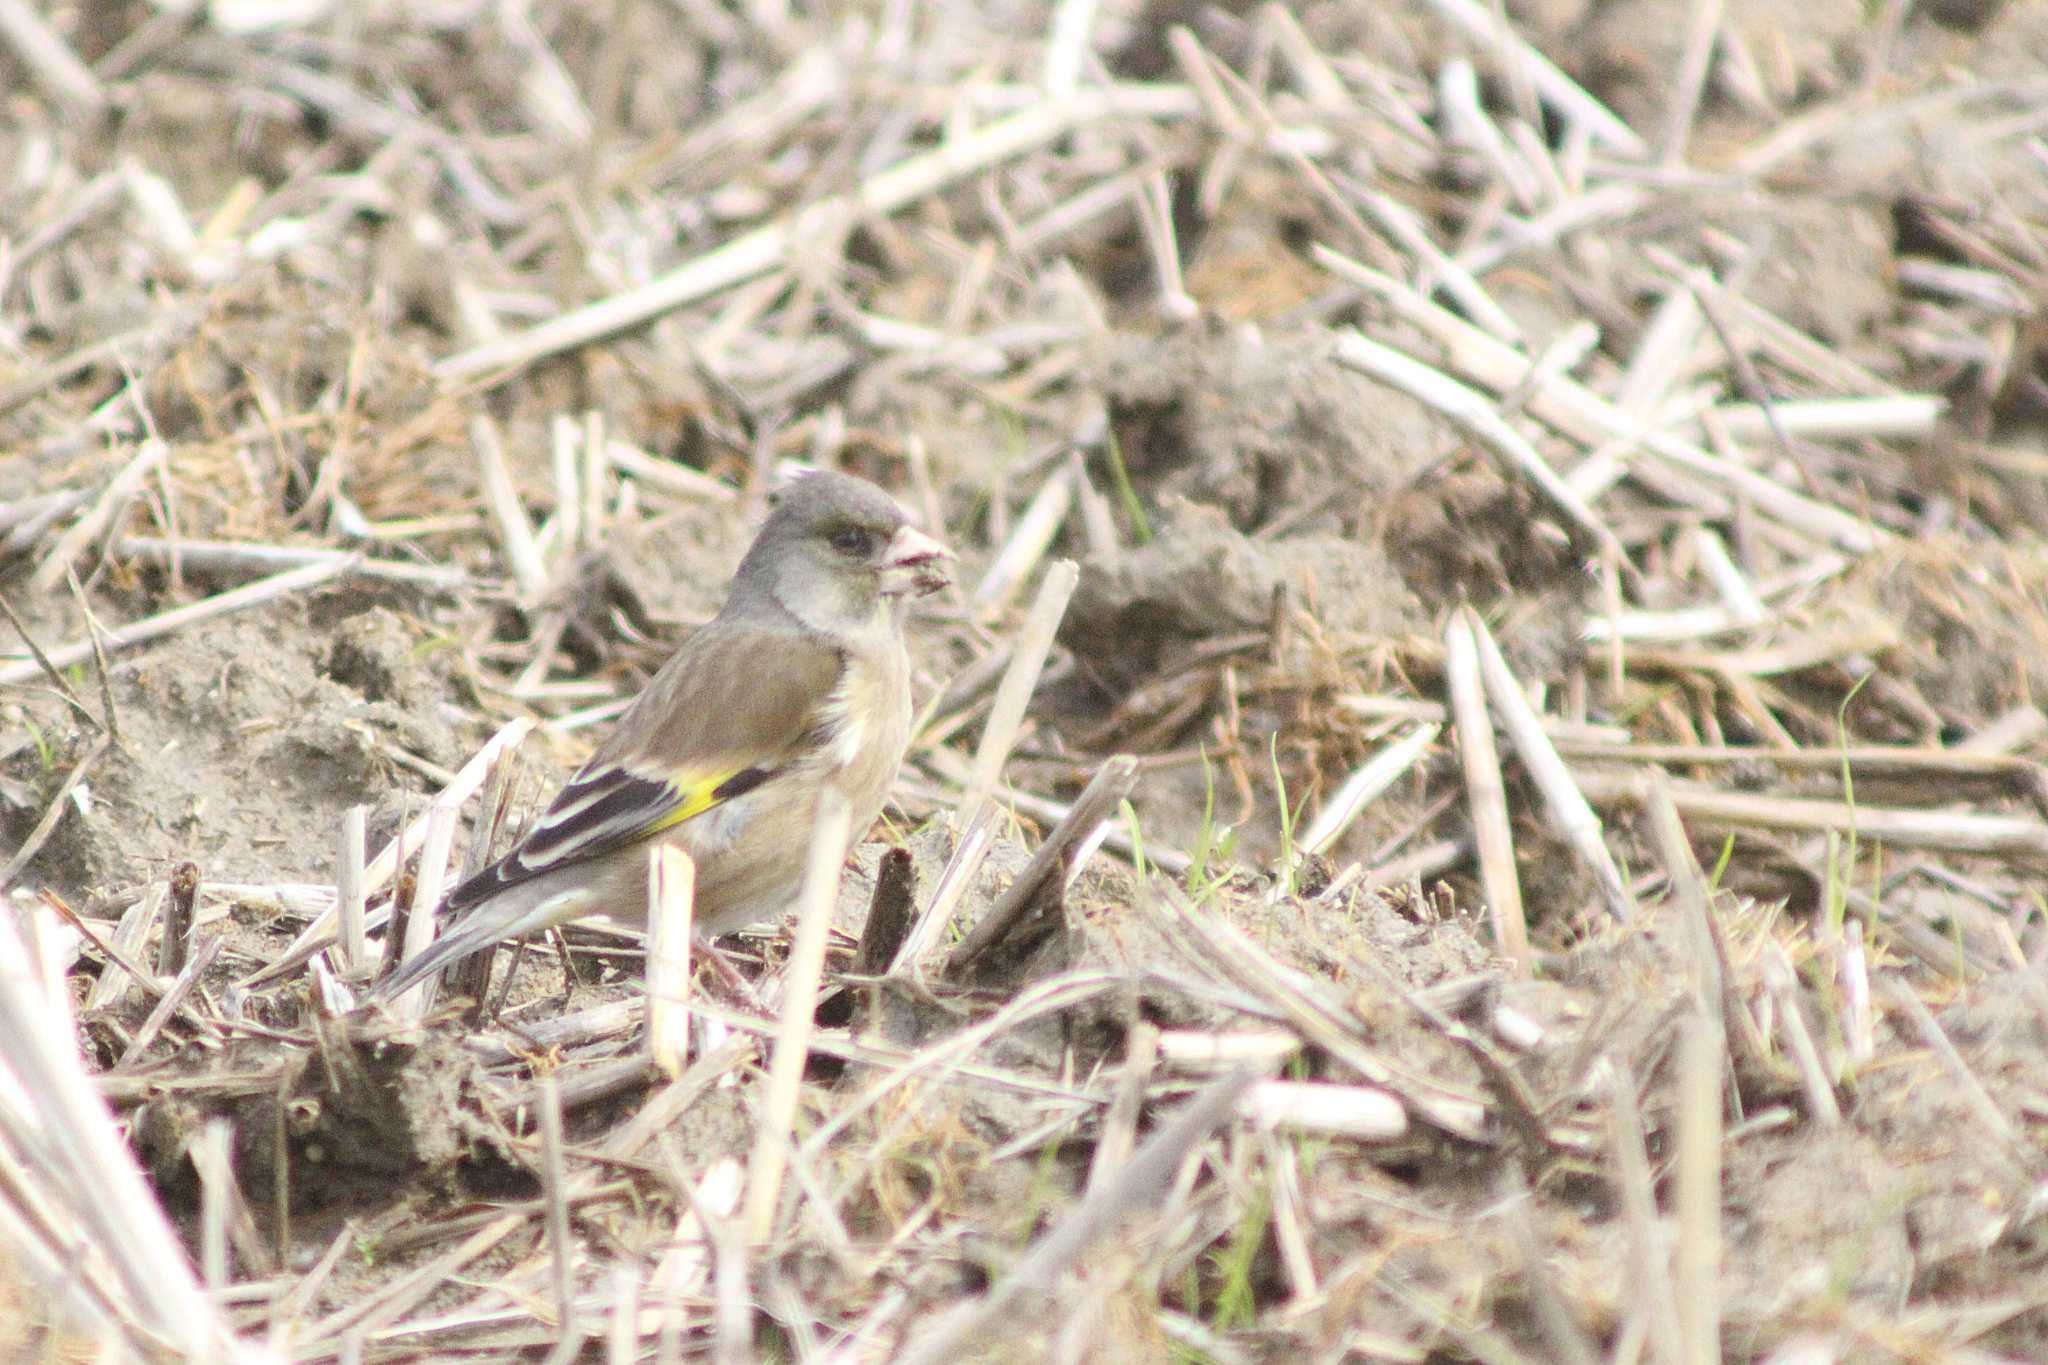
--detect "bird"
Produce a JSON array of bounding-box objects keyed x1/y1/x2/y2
[{"x1": 370, "y1": 469, "x2": 951, "y2": 1002}]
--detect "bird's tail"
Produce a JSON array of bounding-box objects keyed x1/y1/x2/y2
[{"x1": 363, "y1": 890, "x2": 577, "y2": 1004}]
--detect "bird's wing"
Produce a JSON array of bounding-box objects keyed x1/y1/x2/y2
[{"x1": 447, "y1": 622, "x2": 844, "y2": 912}]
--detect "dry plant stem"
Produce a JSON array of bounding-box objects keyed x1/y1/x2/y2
[
  {"x1": 1086, "y1": 1022, "x2": 1158, "y2": 1191},
  {"x1": 1467, "y1": 608, "x2": 1636, "y2": 922},
  {"x1": 472, "y1": 414, "x2": 549, "y2": 602},
  {"x1": 0, "y1": 555, "x2": 355, "y2": 687},
  {"x1": 1659, "y1": 0, "x2": 1723, "y2": 164},
  {"x1": 1339, "y1": 691, "x2": 1629, "y2": 744},
  {"x1": 470, "y1": 999, "x2": 639, "y2": 1065},
  {"x1": 898, "y1": 560, "x2": 1078, "y2": 968},
  {"x1": 1577, "y1": 768, "x2": 2048, "y2": 859},
  {"x1": 1333, "y1": 331, "x2": 1624, "y2": 561},
  {"x1": 84, "y1": 882, "x2": 162, "y2": 1012},
  {"x1": 1761, "y1": 946, "x2": 1841, "y2": 1128},
  {"x1": 336, "y1": 806, "x2": 369, "y2": 977},
  {"x1": 392, "y1": 803, "x2": 462, "y2": 1018},
  {"x1": 994, "y1": 781, "x2": 1195, "y2": 876},
  {"x1": 1559, "y1": 740, "x2": 2038, "y2": 783},
  {"x1": 116, "y1": 933, "x2": 221, "y2": 1069},
  {"x1": 1712, "y1": 394, "x2": 1946, "y2": 442},
  {"x1": 1042, "y1": 0, "x2": 1099, "y2": 98},
  {"x1": 196, "y1": 1119, "x2": 229, "y2": 1291},
  {"x1": 1674, "y1": 1015, "x2": 1724, "y2": 1365},
  {"x1": 946, "y1": 754, "x2": 1137, "y2": 975},
  {"x1": 962, "y1": 560, "x2": 1079, "y2": 825},
  {"x1": 113, "y1": 535, "x2": 467, "y2": 588},
  {"x1": 744, "y1": 791, "x2": 852, "y2": 1242},
  {"x1": 1608, "y1": 1059, "x2": 1685, "y2": 1365},
  {"x1": 1447, "y1": 612, "x2": 1528, "y2": 972},
  {"x1": 1645, "y1": 777, "x2": 1774, "y2": 1079},
  {"x1": 856, "y1": 847, "x2": 916, "y2": 975},
  {"x1": 436, "y1": 85, "x2": 1199, "y2": 385},
  {"x1": 0, "y1": 908, "x2": 241, "y2": 1359},
  {"x1": 1243, "y1": 1081, "x2": 1407, "y2": 1139},
  {"x1": 1262, "y1": 1131, "x2": 1318, "y2": 1302},
  {"x1": 894, "y1": 1069, "x2": 1258, "y2": 1365},
  {"x1": 1884, "y1": 978, "x2": 2041, "y2": 1184},
  {"x1": 645, "y1": 846, "x2": 695, "y2": 1079},
  {"x1": 0, "y1": 733, "x2": 109, "y2": 897},
  {"x1": 0, "y1": 587, "x2": 95, "y2": 721},
  {"x1": 0, "y1": 0, "x2": 103, "y2": 117},
  {"x1": 1316, "y1": 250, "x2": 1884, "y2": 553},
  {"x1": 537, "y1": 1075, "x2": 576, "y2": 1347},
  {"x1": 31, "y1": 440, "x2": 162, "y2": 593},
  {"x1": 973, "y1": 464, "x2": 1073, "y2": 611},
  {"x1": 1299, "y1": 722, "x2": 1442, "y2": 859},
  {"x1": 1838, "y1": 919, "x2": 1873, "y2": 1065},
  {"x1": 1422, "y1": 0, "x2": 1647, "y2": 154}
]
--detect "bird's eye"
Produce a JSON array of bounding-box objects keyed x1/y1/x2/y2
[{"x1": 830, "y1": 526, "x2": 874, "y2": 557}]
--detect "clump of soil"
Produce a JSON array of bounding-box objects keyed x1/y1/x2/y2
[
  {"x1": 1095, "y1": 324, "x2": 1441, "y2": 533},
  {"x1": 6, "y1": 590, "x2": 472, "y2": 909},
  {"x1": 133, "y1": 1019, "x2": 478, "y2": 1215},
  {"x1": 1058, "y1": 500, "x2": 1420, "y2": 696}
]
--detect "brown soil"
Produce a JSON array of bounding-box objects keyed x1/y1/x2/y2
[{"x1": 4, "y1": 1, "x2": 2048, "y2": 1361}]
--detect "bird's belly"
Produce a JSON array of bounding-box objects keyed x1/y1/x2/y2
[{"x1": 666, "y1": 786, "x2": 809, "y2": 935}]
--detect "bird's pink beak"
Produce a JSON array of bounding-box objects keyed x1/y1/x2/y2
[{"x1": 880, "y1": 523, "x2": 953, "y2": 598}]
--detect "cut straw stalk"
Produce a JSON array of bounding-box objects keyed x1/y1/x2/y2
[
  {"x1": 897, "y1": 561, "x2": 1078, "y2": 968},
  {"x1": 0, "y1": 555, "x2": 355, "y2": 687},
  {"x1": 743, "y1": 791, "x2": 852, "y2": 1242},
  {"x1": 1333, "y1": 331, "x2": 1623, "y2": 561},
  {"x1": 972, "y1": 465, "x2": 1072, "y2": 611},
  {"x1": 1466, "y1": 608, "x2": 1636, "y2": 922},
  {"x1": 31, "y1": 440, "x2": 164, "y2": 593},
  {"x1": 1560, "y1": 739, "x2": 2041, "y2": 784},
  {"x1": 1300, "y1": 723, "x2": 1442, "y2": 859},
  {"x1": 112, "y1": 536, "x2": 466, "y2": 588},
  {"x1": 1241, "y1": 1080, "x2": 1407, "y2": 1140},
  {"x1": 1608, "y1": 1060, "x2": 1685, "y2": 1365},
  {"x1": 1644, "y1": 776, "x2": 1774, "y2": 1079},
  {"x1": 472, "y1": 414, "x2": 549, "y2": 602},
  {"x1": 1710, "y1": 394, "x2": 1946, "y2": 443},
  {"x1": 1762, "y1": 945, "x2": 1842, "y2": 1128},
  {"x1": 962, "y1": 560, "x2": 1079, "y2": 825},
  {"x1": 335, "y1": 806, "x2": 369, "y2": 977},
  {"x1": 0, "y1": 0, "x2": 105, "y2": 117},
  {"x1": 1674, "y1": 1015, "x2": 1723, "y2": 1365},
  {"x1": 1420, "y1": 0, "x2": 1646, "y2": 154},
  {"x1": 1576, "y1": 768, "x2": 2048, "y2": 859},
  {"x1": 1337, "y1": 692, "x2": 1628, "y2": 744},
  {"x1": 645, "y1": 846, "x2": 695, "y2": 1079},
  {"x1": 893, "y1": 1069, "x2": 1257, "y2": 1365},
  {"x1": 1446, "y1": 614, "x2": 1528, "y2": 973},
  {"x1": 0, "y1": 906, "x2": 244, "y2": 1359},
  {"x1": 1085, "y1": 1023, "x2": 1157, "y2": 1191},
  {"x1": 390, "y1": 803, "x2": 461, "y2": 1019},
  {"x1": 1316, "y1": 250, "x2": 1886, "y2": 553},
  {"x1": 1041, "y1": 0, "x2": 1099, "y2": 98},
  {"x1": 946, "y1": 754, "x2": 1137, "y2": 975},
  {"x1": 436, "y1": 85, "x2": 1201, "y2": 385}
]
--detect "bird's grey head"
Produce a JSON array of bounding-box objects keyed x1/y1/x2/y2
[{"x1": 725, "y1": 470, "x2": 951, "y2": 635}]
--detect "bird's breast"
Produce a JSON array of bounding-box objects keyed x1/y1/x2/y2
[{"x1": 819, "y1": 641, "x2": 913, "y2": 820}]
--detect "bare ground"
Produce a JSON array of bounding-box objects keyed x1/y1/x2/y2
[{"x1": 4, "y1": 1, "x2": 2048, "y2": 1361}]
